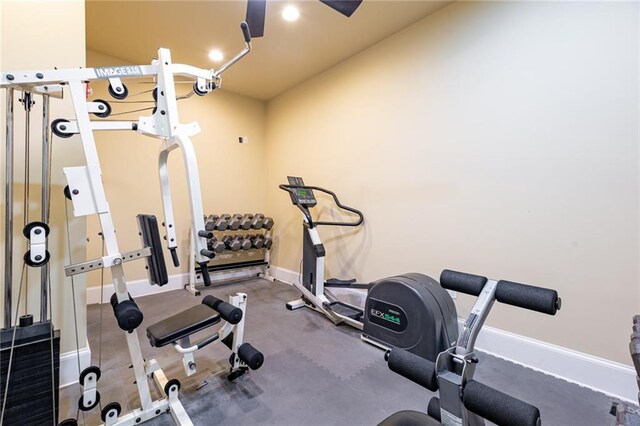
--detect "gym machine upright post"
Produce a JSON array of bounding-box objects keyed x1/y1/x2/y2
[{"x1": 1, "y1": 22, "x2": 262, "y2": 426}]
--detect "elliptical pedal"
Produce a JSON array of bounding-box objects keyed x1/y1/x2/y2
[
  {"x1": 325, "y1": 278, "x2": 357, "y2": 287},
  {"x1": 323, "y1": 300, "x2": 363, "y2": 320}
]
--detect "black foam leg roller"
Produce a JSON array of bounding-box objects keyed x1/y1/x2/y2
[
  {"x1": 386, "y1": 347, "x2": 438, "y2": 392},
  {"x1": 237, "y1": 343, "x2": 264, "y2": 370},
  {"x1": 462, "y1": 380, "x2": 541, "y2": 426},
  {"x1": 427, "y1": 397, "x2": 441, "y2": 422},
  {"x1": 496, "y1": 280, "x2": 560, "y2": 315},
  {"x1": 110, "y1": 293, "x2": 143, "y2": 332},
  {"x1": 440, "y1": 269, "x2": 488, "y2": 296},
  {"x1": 202, "y1": 295, "x2": 243, "y2": 324}
]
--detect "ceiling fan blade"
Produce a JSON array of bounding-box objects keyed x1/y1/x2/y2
[
  {"x1": 319, "y1": 0, "x2": 363, "y2": 17},
  {"x1": 245, "y1": 0, "x2": 266, "y2": 38}
]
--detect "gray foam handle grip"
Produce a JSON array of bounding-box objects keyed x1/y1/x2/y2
[
  {"x1": 199, "y1": 263, "x2": 212, "y2": 287},
  {"x1": 169, "y1": 247, "x2": 180, "y2": 267},
  {"x1": 385, "y1": 348, "x2": 438, "y2": 392},
  {"x1": 463, "y1": 380, "x2": 541, "y2": 426},
  {"x1": 440, "y1": 269, "x2": 488, "y2": 296},
  {"x1": 496, "y1": 280, "x2": 561, "y2": 315},
  {"x1": 241, "y1": 22, "x2": 251, "y2": 43}
]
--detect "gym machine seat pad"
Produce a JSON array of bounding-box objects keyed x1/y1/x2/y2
[
  {"x1": 378, "y1": 410, "x2": 441, "y2": 426},
  {"x1": 146, "y1": 304, "x2": 221, "y2": 348}
]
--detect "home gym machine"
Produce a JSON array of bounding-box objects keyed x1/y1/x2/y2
[
  {"x1": 1, "y1": 22, "x2": 263, "y2": 426},
  {"x1": 279, "y1": 177, "x2": 458, "y2": 361},
  {"x1": 380, "y1": 269, "x2": 561, "y2": 426}
]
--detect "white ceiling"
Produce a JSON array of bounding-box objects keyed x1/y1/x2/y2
[{"x1": 86, "y1": 1, "x2": 451, "y2": 100}]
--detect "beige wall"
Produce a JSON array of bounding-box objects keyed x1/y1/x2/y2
[
  {"x1": 265, "y1": 1, "x2": 639, "y2": 365},
  {"x1": 85, "y1": 50, "x2": 268, "y2": 287},
  {"x1": 0, "y1": 0, "x2": 87, "y2": 353}
]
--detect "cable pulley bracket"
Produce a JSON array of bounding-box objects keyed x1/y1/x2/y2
[{"x1": 23, "y1": 221, "x2": 50, "y2": 267}]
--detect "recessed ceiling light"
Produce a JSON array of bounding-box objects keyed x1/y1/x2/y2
[
  {"x1": 282, "y1": 5, "x2": 300, "y2": 22},
  {"x1": 208, "y1": 49, "x2": 224, "y2": 62}
]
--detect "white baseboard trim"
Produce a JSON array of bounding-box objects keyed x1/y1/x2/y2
[
  {"x1": 271, "y1": 265, "x2": 299, "y2": 286},
  {"x1": 475, "y1": 323, "x2": 636, "y2": 404},
  {"x1": 60, "y1": 345, "x2": 91, "y2": 388},
  {"x1": 270, "y1": 266, "x2": 637, "y2": 403},
  {"x1": 86, "y1": 273, "x2": 189, "y2": 304},
  {"x1": 87, "y1": 267, "x2": 274, "y2": 304}
]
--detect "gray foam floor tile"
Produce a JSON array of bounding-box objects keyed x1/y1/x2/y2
[{"x1": 58, "y1": 279, "x2": 631, "y2": 426}]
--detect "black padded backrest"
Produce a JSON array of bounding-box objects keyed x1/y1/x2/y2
[{"x1": 136, "y1": 214, "x2": 168, "y2": 286}]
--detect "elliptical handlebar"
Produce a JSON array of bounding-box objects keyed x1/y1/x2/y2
[{"x1": 278, "y1": 184, "x2": 364, "y2": 228}]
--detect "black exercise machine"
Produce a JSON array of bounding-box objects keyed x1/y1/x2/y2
[
  {"x1": 279, "y1": 177, "x2": 458, "y2": 361},
  {"x1": 380, "y1": 269, "x2": 561, "y2": 426}
]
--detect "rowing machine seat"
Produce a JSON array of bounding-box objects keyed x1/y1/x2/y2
[{"x1": 146, "y1": 304, "x2": 221, "y2": 348}]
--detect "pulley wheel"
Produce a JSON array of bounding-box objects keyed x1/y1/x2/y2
[
  {"x1": 78, "y1": 390, "x2": 101, "y2": 411},
  {"x1": 100, "y1": 401, "x2": 122, "y2": 421},
  {"x1": 108, "y1": 83, "x2": 128, "y2": 100},
  {"x1": 93, "y1": 99, "x2": 112, "y2": 118},
  {"x1": 52, "y1": 118, "x2": 73, "y2": 138}
]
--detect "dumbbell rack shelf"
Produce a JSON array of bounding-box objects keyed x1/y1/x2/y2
[{"x1": 186, "y1": 214, "x2": 275, "y2": 295}]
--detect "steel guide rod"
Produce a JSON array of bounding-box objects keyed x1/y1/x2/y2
[
  {"x1": 4, "y1": 88, "x2": 14, "y2": 328},
  {"x1": 23, "y1": 92, "x2": 31, "y2": 314},
  {"x1": 41, "y1": 94, "x2": 50, "y2": 321}
]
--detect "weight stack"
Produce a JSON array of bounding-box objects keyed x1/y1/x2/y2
[{"x1": 0, "y1": 320, "x2": 60, "y2": 425}]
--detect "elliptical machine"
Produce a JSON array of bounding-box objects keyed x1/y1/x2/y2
[
  {"x1": 279, "y1": 177, "x2": 458, "y2": 361},
  {"x1": 381, "y1": 269, "x2": 562, "y2": 426}
]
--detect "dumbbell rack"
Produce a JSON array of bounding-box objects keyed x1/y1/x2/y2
[{"x1": 186, "y1": 214, "x2": 275, "y2": 295}]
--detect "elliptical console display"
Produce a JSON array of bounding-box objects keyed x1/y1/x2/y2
[{"x1": 287, "y1": 176, "x2": 317, "y2": 207}]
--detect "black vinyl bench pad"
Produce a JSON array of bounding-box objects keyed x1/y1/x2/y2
[{"x1": 146, "y1": 304, "x2": 221, "y2": 348}]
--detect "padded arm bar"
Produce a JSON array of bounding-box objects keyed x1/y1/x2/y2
[
  {"x1": 202, "y1": 295, "x2": 242, "y2": 324},
  {"x1": 496, "y1": 280, "x2": 561, "y2": 315},
  {"x1": 137, "y1": 214, "x2": 169, "y2": 286},
  {"x1": 463, "y1": 380, "x2": 541, "y2": 426},
  {"x1": 385, "y1": 348, "x2": 438, "y2": 392},
  {"x1": 440, "y1": 269, "x2": 488, "y2": 296}
]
